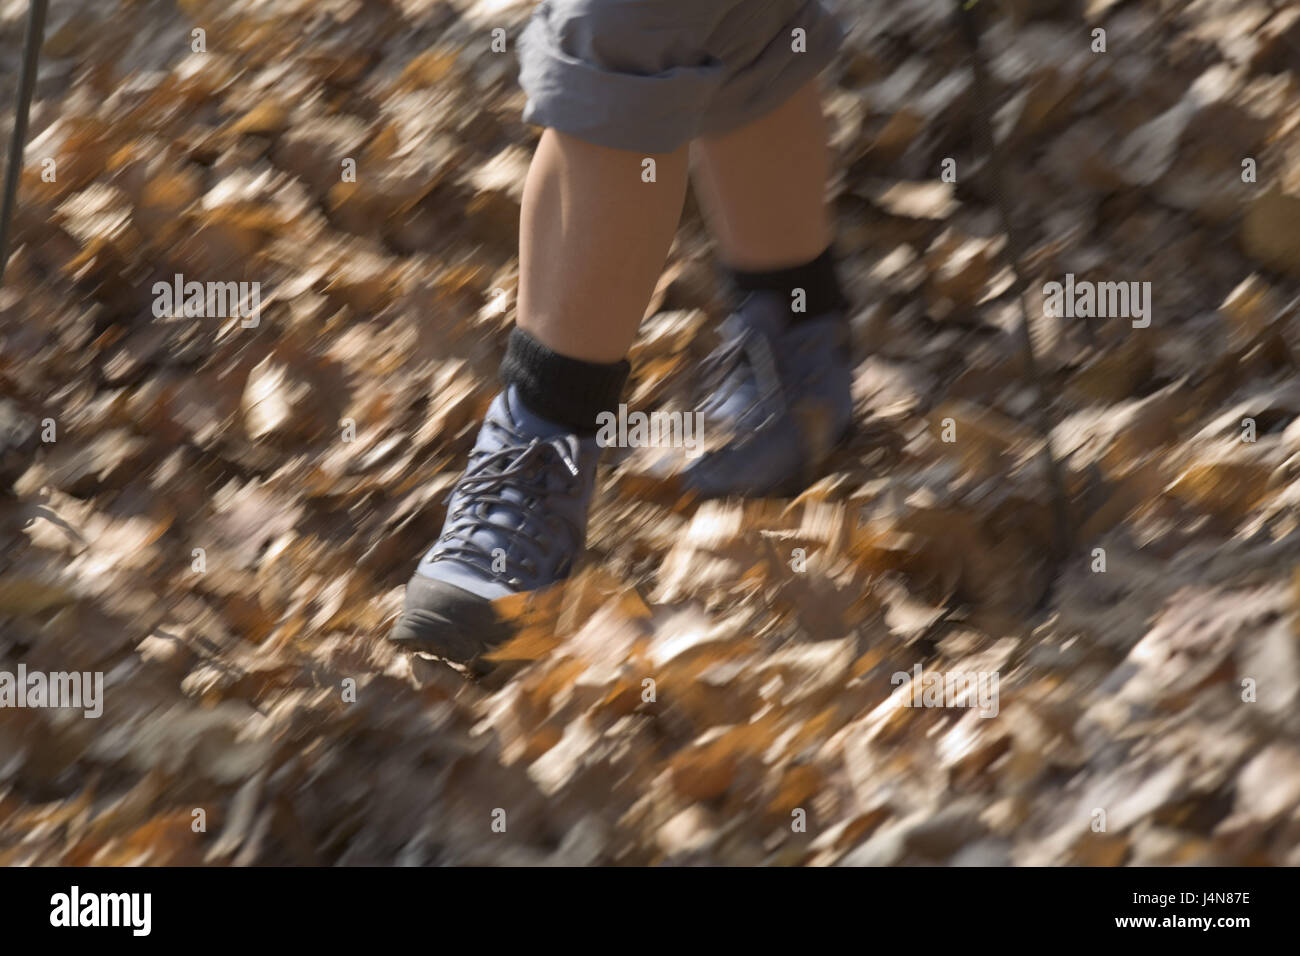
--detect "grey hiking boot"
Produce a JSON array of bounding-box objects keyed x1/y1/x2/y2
[
  {"x1": 681, "y1": 291, "x2": 853, "y2": 498},
  {"x1": 389, "y1": 385, "x2": 601, "y2": 664}
]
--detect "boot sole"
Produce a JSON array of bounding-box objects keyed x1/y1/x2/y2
[{"x1": 388, "y1": 576, "x2": 514, "y2": 666}]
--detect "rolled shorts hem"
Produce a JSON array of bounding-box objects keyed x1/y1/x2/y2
[{"x1": 518, "y1": 0, "x2": 842, "y2": 154}]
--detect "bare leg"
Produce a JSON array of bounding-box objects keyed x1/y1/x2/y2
[
  {"x1": 517, "y1": 129, "x2": 689, "y2": 363},
  {"x1": 690, "y1": 79, "x2": 833, "y2": 271}
]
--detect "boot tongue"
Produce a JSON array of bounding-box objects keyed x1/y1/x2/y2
[
  {"x1": 729, "y1": 291, "x2": 790, "y2": 340},
  {"x1": 505, "y1": 384, "x2": 581, "y2": 440},
  {"x1": 698, "y1": 293, "x2": 791, "y2": 439},
  {"x1": 444, "y1": 392, "x2": 560, "y2": 584}
]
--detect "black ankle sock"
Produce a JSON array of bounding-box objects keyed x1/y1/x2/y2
[
  {"x1": 725, "y1": 246, "x2": 850, "y2": 322},
  {"x1": 499, "y1": 326, "x2": 630, "y2": 435}
]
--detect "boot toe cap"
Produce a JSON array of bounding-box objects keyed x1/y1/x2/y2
[{"x1": 389, "y1": 575, "x2": 513, "y2": 664}]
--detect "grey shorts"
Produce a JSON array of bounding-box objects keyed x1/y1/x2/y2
[{"x1": 518, "y1": 0, "x2": 843, "y2": 153}]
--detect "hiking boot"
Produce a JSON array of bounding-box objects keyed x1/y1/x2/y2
[
  {"x1": 389, "y1": 385, "x2": 601, "y2": 664},
  {"x1": 682, "y1": 291, "x2": 853, "y2": 497}
]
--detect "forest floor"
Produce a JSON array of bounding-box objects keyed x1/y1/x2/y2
[{"x1": 1, "y1": 0, "x2": 1299, "y2": 864}]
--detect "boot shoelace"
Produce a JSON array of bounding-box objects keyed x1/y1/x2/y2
[
  {"x1": 697, "y1": 319, "x2": 788, "y2": 441},
  {"x1": 430, "y1": 420, "x2": 583, "y2": 588}
]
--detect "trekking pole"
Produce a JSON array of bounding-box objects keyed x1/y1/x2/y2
[
  {"x1": 0, "y1": 0, "x2": 49, "y2": 288},
  {"x1": 954, "y1": 0, "x2": 1072, "y2": 578}
]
